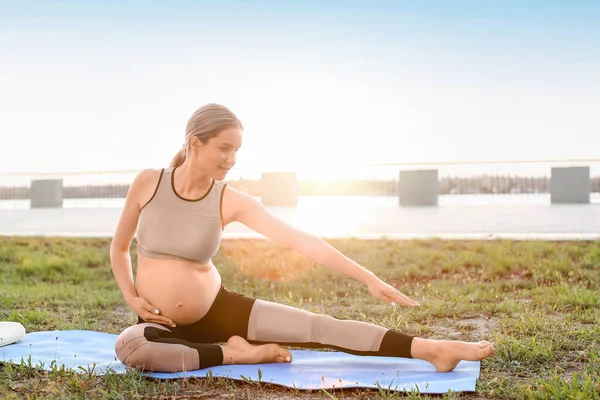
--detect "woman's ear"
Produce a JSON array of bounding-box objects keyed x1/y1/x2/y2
[{"x1": 189, "y1": 136, "x2": 203, "y2": 153}]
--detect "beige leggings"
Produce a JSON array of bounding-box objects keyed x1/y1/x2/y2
[{"x1": 115, "y1": 285, "x2": 414, "y2": 372}]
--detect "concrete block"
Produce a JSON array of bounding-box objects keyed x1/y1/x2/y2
[
  {"x1": 550, "y1": 166, "x2": 590, "y2": 204},
  {"x1": 398, "y1": 169, "x2": 438, "y2": 207},
  {"x1": 260, "y1": 172, "x2": 298, "y2": 206},
  {"x1": 30, "y1": 179, "x2": 63, "y2": 208}
]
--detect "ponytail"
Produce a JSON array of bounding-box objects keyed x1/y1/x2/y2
[{"x1": 170, "y1": 148, "x2": 186, "y2": 168}]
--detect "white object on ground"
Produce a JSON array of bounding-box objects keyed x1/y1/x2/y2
[{"x1": 0, "y1": 321, "x2": 26, "y2": 347}]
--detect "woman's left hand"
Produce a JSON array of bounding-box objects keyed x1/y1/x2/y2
[{"x1": 366, "y1": 276, "x2": 420, "y2": 307}]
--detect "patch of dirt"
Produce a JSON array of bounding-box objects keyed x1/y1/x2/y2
[
  {"x1": 426, "y1": 315, "x2": 499, "y2": 341},
  {"x1": 425, "y1": 324, "x2": 463, "y2": 340},
  {"x1": 458, "y1": 316, "x2": 499, "y2": 340}
]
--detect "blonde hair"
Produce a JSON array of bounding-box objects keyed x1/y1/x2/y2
[{"x1": 170, "y1": 103, "x2": 243, "y2": 168}]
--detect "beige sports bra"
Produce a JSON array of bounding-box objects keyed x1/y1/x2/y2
[{"x1": 135, "y1": 167, "x2": 227, "y2": 264}]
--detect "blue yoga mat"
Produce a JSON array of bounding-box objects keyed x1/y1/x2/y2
[{"x1": 1, "y1": 330, "x2": 480, "y2": 393}]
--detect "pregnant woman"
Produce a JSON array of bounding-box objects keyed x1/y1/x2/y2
[{"x1": 111, "y1": 103, "x2": 494, "y2": 373}]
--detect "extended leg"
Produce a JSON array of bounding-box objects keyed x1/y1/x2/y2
[{"x1": 247, "y1": 300, "x2": 414, "y2": 358}]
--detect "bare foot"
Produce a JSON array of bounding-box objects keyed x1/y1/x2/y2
[
  {"x1": 428, "y1": 340, "x2": 495, "y2": 372},
  {"x1": 221, "y1": 336, "x2": 292, "y2": 365}
]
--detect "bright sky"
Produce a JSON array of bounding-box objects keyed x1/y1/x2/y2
[{"x1": 1, "y1": 1, "x2": 599, "y2": 179}]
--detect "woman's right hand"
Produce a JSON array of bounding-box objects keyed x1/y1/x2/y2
[{"x1": 127, "y1": 297, "x2": 176, "y2": 327}]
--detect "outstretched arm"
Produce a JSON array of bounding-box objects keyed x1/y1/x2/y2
[{"x1": 225, "y1": 187, "x2": 419, "y2": 307}]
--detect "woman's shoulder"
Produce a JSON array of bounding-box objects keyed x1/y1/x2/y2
[
  {"x1": 133, "y1": 168, "x2": 164, "y2": 186},
  {"x1": 137, "y1": 168, "x2": 165, "y2": 179},
  {"x1": 128, "y1": 168, "x2": 166, "y2": 202}
]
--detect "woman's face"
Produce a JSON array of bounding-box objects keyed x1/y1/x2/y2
[{"x1": 192, "y1": 127, "x2": 242, "y2": 180}]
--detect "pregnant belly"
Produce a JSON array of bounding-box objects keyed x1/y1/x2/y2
[{"x1": 135, "y1": 254, "x2": 222, "y2": 325}]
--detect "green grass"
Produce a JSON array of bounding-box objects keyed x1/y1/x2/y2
[{"x1": 0, "y1": 236, "x2": 599, "y2": 399}]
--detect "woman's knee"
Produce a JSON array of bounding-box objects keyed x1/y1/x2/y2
[{"x1": 114, "y1": 323, "x2": 168, "y2": 366}]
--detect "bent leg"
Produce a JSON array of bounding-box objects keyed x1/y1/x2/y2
[
  {"x1": 115, "y1": 323, "x2": 223, "y2": 372},
  {"x1": 115, "y1": 321, "x2": 292, "y2": 372}
]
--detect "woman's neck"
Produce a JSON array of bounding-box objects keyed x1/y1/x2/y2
[{"x1": 174, "y1": 162, "x2": 213, "y2": 198}]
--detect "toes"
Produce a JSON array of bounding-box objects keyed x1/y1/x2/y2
[
  {"x1": 265, "y1": 344, "x2": 292, "y2": 363},
  {"x1": 277, "y1": 350, "x2": 292, "y2": 363},
  {"x1": 479, "y1": 343, "x2": 495, "y2": 358}
]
